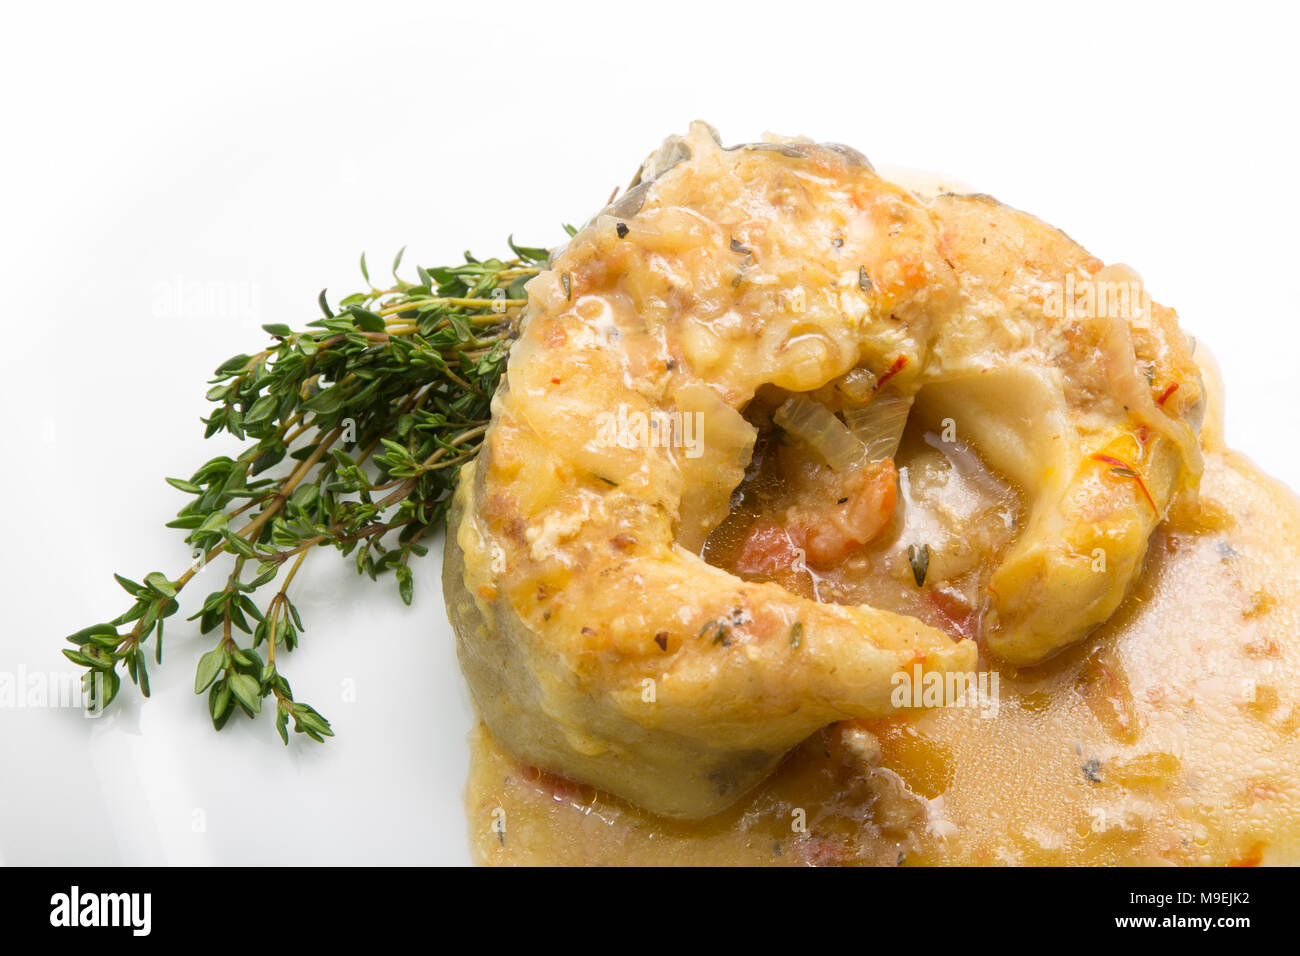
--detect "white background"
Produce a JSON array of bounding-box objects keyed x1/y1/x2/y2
[{"x1": 1, "y1": 1, "x2": 1296, "y2": 865}]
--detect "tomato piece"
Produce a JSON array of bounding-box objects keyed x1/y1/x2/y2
[
  {"x1": 797, "y1": 460, "x2": 898, "y2": 569},
  {"x1": 735, "y1": 520, "x2": 806, "y2": 575},
  {"x1": 924, "y1": 587, "x2": 983, "y2": 643}
]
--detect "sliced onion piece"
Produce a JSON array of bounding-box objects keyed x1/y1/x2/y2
[
  {"x1": 773, "y1": 396, "x2": 864, "y2": 472},
  {"x1": 843, "y1": 394, "x2": 913, "y2": 463}
]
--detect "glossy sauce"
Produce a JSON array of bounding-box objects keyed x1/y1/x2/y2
[{"x1": 702, "y1": 408, "x2": 1022, "y2": 645}]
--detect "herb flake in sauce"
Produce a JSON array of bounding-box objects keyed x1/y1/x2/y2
[{"x1": 908, "y1": 543, "x2": 931, "y2": 587}]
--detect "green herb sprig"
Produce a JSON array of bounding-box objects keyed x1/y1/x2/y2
[{"x1": 64, "y1": 238, "x2": 549, "y2": 743}]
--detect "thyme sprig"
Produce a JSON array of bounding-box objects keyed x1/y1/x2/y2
[{"x1": 64, "y1": 239, "x2": 549, "y2": 743}]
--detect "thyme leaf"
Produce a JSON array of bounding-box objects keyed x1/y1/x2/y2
[{"x1": 908, "y1": 543, "x2": 931, "y2": 587}]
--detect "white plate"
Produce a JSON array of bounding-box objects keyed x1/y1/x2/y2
[{"x1": 2, "y1": 1, "x2": 1298, "y2": 867}]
